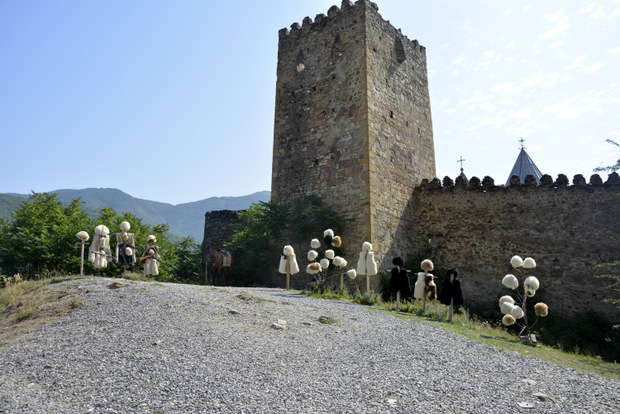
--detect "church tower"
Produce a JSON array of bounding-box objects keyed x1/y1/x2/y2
[{"x1": 271, "y1": 1, "x2": 436, "y2": 275}]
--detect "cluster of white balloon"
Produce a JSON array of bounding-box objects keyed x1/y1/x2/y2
[{"x1": 499, "y1": 255, "x2": 549, "y2": 345}]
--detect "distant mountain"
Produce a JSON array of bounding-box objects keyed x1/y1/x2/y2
[{"x1": 0, "y1": 189, "x2": 271, "y2": 241}]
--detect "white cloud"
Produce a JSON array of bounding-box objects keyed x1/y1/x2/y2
[
  {"x1": 539, "y1": 12, "x2": 570, "y2": 40},
  {"x1": 581, "y1": 3, "x2": 620, "y2": 20},
  {"x1": 549, "y1": 40, "x2": 564, "y2": 49},
  {"x1": 547, "y1": 94, "x2": 602, "y2": 120},
  {"x1": 459, "y1": 93, "x2": 495, "y2": 113},
  {"x1": 464, "y1": 116, "x2": 508, "y2": 132},
  {"x1": 608, "y1": 47, "x2": 620, "y2": 54},
  {"x1": 566, "y1": 55, "x2": 604, "y2": 74}
]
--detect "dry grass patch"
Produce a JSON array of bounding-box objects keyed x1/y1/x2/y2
[{"x1": 0, "y1": 276, "x2": 84, "y2": 349}]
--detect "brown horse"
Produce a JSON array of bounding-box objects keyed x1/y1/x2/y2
[{"x1": 205, "y1": 247, "x2": 233, "y2": 285}]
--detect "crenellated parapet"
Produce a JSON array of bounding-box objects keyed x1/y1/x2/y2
[
  {"x1": 417, "y1": 172, "x2": 620, "y2": 192},
  {"x1": 277, "y1": 1, "x2": 425, "y2": 52}
]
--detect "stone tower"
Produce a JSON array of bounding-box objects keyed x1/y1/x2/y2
[{"x1": 271, "y1": 0, "x2": 435, "y2": 276}]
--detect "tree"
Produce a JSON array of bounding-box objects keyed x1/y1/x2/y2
[
  {"x1": 226, "y1": 201, "x2": 290, "y2": 285},
  {"x1": 225, "y1": 197, "x2": 345, "y2": 287},
  {"x1": 166, "y1": 237, "x2": 203, "y2": 284},
  {"x1": 0, "y1": 192, "x2": 188, "y2": 281},
  {"x1": 0, "y1": 193, "x2": 92, "y2": 277},
  {"x1": 595, "y1": 261, "x2": 620, "y2": 310},
  {"x1": 593, "y1": 139, "x2": 620, "y2": 309},
  {"x1": 593, "y1": 139, "x2": 620, "y2": 173},
  {"x1": 290, "y1": 195, "x2": 345, "y2": 243}
]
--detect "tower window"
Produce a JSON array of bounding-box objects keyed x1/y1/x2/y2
[{"x1": 394, "y1": 37, "x2": 406, "y2": 64}]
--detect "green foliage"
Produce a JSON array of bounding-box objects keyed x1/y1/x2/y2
[
  {"x1": 537, "y1": 308, "x2": 620, "y2": 362},
  {"x1": 226, "y1": 201, "x2": 290, "y2": 285},
  {"x1": 290, "y1": 195, "x2": 344, "y2": 243},
  {"x1": 0, "y1": 193, "x2": 92, "y2": 277},
  {"x1": 354, "y1": 290, "x2": 381, "y2": 306},
  {"x1": 226, "y1": 197, "x2": 346, "y2": 287},
  {"x1": 0, "y1": 192, "x2": 199, "y2": 283},
  {"x1": 593, "y1": 139, "x2": 620, "y2": 173},
  {"x1": 466, "y1": 297, "x2": 620, "y2": 362},
  {"x1": 595, "y1": 260, "x2": 620, "y2": 309},
  {"x1": 1, "y1": 189, "x2": 271, "y2": 241},
  {"x1": 393, "y1": 299, "x2": 463, "y2": 322},
  {"x1": 301, "y1": 287, "x2": 353, "y2": 301},
  {"x1": 165, "y1": 238, "x2": 203, "y2": 284}
]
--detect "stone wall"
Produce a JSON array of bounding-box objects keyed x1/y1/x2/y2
[
  {"x1": 412, "y1": 173, "x2": 620, "y2": 319},
  {"x1": 271, "y1": 0, "x2": 435, "y2": 271},
  {"x1": 201, "y1": 210, "x2": 242, "y2": 254},
  {"x1": 365, "y1": 6, "x2": 435, "y2": 267}
]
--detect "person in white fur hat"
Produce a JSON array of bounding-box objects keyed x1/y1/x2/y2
[
  {"x1": 141, "y1": 235, "x2": 162, "y2": 277},
  {"x1": 88, "y1": 225, "x2": 112, "y2": 269},
  {"x1": 115, "y1": 221, "x2": 136, "y2": 268},
  {"x1": 356, "y1": 241, "x2": 378, "y2": 292}
]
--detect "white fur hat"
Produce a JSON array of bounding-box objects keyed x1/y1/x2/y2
[
  {"x1": 283, "y1": 245, "x2": 294, "y2": 256},
  {"x1": 511, "y1": 306, "x2": 524, "y2": 319},
  {"x1": 306, "y1": 262, "x2": 322, "y2": 274},
  {"x1": 502, "y1": 314, "x2": 516, "y2": 326},
  {"x1": 125, "y1": 247, "x2": 133, "y2": 256},
  {"x1": 320, "y1": 258, "x2": 330, "y2": 269},
  {"x1": 510, "y1": 255, "x2": 524, "y2": 268},
  {"x1": 307, "y1": 250, "x2": 318, "y2": 261},
  {"x1": 120, "y1": 221, "x2": 131, "y2": 232},
  {"x1": 501, "y1": 301, "x2": 515, "y2": 315},
  {"x1": 147, "y1": 235, "x2": 156, "y2": 242},
  {"x1": 421, "y1": 259, "x2": 434, "y2": 272},
  {"x1": 362, "y1": 241, "x2": 373, "y2": 252},
  {"x1": 94, "y1": 225, "x2": 109, "y2": 236},
  {"x1": 325, "y1": 249, "x2": 335, "y2": 260},
  {"x1": 499, "y1": 295, "x2": 515, "y2": 308},
  {"x1": 347, "y1": 269, "x2": 357, "y2": 279},
  {"x1": 333, "y1": 256, "x2": 344, "y2": 267},
  {"x1": 76, "y1": 231, "x2": 89, "y2": 241},
  {"x1": 311, "y1": 239, "x2": 321, "y2": 249},
  {"x1": 524, "y1": 276, "x2": 540, "y2": 297},
  {"x1": 502, "y1": 274, "x2": 519, "y2": 290},
  {"x1": 522, "y1": 257, "x2": 536, "y2": 269},
  {"x1": 323, "y1": 229, "x2": 334, "y2": 238}
]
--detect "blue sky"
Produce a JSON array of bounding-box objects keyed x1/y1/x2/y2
[{"x1": 1, "y1": 0, "x2": 619, "y2": 205}]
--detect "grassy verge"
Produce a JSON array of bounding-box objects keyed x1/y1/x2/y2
[
  {"x1": 0, "y1": 274, "x2": 85, "y2": 348},
  {"x1": 302, "y1": 289, "x2": 620, "y2": 381}
]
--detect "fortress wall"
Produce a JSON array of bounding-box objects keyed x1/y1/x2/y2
[
  {"x1": 272, "y1": 0, "x2": 371, "y2": 250},
  {"x1": 201, "y1": 210, "x2": 242, "y2": 253},
  {"x1": 272, "y1": 1, "x2": 436, "y2": 275},
  {"x1": 365, "y1": 5, "x2": 435, "y2": 266},
  {"x1": 412, "y1": 173, "x2": 620, "y2": 318}
]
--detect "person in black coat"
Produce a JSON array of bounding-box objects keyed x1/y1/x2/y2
[
  {"x1": 390, "y1": 256, "x2": 411, "y2": 296},
  {"x1": 439, "y1": 267, "x2": 464, "y2": 307}
]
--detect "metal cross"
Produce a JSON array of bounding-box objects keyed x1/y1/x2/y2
[
  {"x1": 519, "y1": 137, "x2": 526, "y2": 150},
  {"x1": 457, "y1": 156, "x2": 466, "y2": 172}
]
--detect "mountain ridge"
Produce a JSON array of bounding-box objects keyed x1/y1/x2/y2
[{"x1": 0, "y1": 188, "x2": 270, "y2": 241}]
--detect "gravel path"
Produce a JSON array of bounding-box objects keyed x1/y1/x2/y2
[{"x1": 0, "y1": 277, "x2": 618, "y2": 413}]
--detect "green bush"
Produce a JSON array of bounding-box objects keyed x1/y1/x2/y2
[
  {"x1": 354, "y1": 291, "x2": 381, "y2": 306},
  {"x1": 538, "y1": 308, "x2": 620, "y2": 362},
  {"x1": 0, "y1": 192, "x2": 199, "y2": 283},
  {"x1": 225, "y1": 196, "x2": 345, "y2": 287},
  {"x1": 467, "y1": 297, "x2": 620, "y2": 362}
]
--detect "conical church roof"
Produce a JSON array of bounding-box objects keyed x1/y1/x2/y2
[{"x1": 505, "y1": 148, "x2": 543, "y2": 185}]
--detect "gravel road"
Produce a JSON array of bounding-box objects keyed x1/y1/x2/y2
[{"x1": 0, "y1": 277, "x2": 618, "y2": 413}]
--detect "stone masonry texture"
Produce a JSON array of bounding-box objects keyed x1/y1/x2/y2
[
  {"x1": 202, "y1": 2, "x2": 620, "y2": 318},
  {"x1": 271, "y1": 0, "x2": 435, "y2": 277}
]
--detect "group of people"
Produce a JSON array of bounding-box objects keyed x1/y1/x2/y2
[{"x1": 86, "y1": 221, "x2": 161, "y2": 276}]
